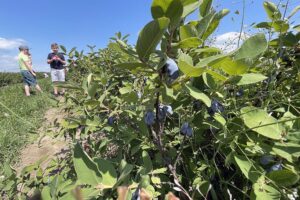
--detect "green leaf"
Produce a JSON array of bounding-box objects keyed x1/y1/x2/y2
[
  {"x1": 272, "y1": 142, "x2": 300, "y2": 163},
  {"x1": 172, "y1": 37, "x2": 202, "y2": 48},
  {"x1": 211, "y1": 57, "x2": 248, "y2": 75},
  {"x1": 179, "y1": 60, "x2": 205, "y2": 77},
  {"x1": 263, "y1": 1, "x2": 281, "y2": 20},
  {"x1": 60, "y1": 119, "x2": 79, "y2": 129},
  {"x1": 272, "y1": 20, "x2": 289, "y2": 33},
  {"x1": 202, "y1": 9, "x2": 230, "y2": 40},
  {"x1": 234, "y1": 155, "x2": 262, "y2": 183},
  {"x1": 151, "y1": 0, "x2": 183, "y2": 28},
  {"x1": 197, "y1": 12, "x2": 214, "y2": 38},
  {"x1": 185, "y1": 84, "x2": 211, "y2": 107},
  {"x1": 94, "y1": 158, "x2": 117, "y2": 187},
  {"x1": 88, "y1": 83, "x2": 98, "y2": 98},
  {"x1": 84, "y1": 99, "x2": 99, "y2": 107},
  {"x1": 119, "y1": 86, "x2": 132, "y2": 95},
  {"x1": 203, "y1": 72, "x2": 217, "y2": 89},
  {"x1": 142, "y1": 151, "x2": 153, "y2": 174},
  {"x1": 280, "y1": 32, "x2": 300, "y2": 46},
  {"x1": 151, "y1": 176, "x2": 161, "y2": 185},
  {"x1": 251, "y1": 183, "x2": 281, "y2": 200},
  {"x1": 196, "y1": 54, "x2": 228, "y2": 68},
  {"x1": 286, "y1": 131, "x2": 300, "y2": 143},
  {"x1": 293, "y1": 24, "x2": 300, "y2": 32},
  {"x1": 268, "y1": 169, "x2": 299, "y2": 187},
  {"x1": 136, "y1": 17, "x2": 170, "y2": 62},
  {"x1": 180, "y1": 0, "x2": 202, "y2": 18},
  {"x1": 113, "y1": 160, "x2": 134, "y2": 189},
  {"x1": 288, "y1": 5, "x2": 300, "y2": 19},
  {"x1": 200, "y1": 0, "x2": 213, "y2": 17},
  {"x1": 80, "y1": 188, "x2": 101, "y2": 199},
  {"x1": 213, "y1": 113, "x2": 226, "y2": 126},
  {"x1": 205, "y1": 69, "x2": 227, "y2": 81},
  {"x1": 73, "y1": 143, "x2": 102, "y2": 186},
  {"x1": 234, "y1": 33, "x2": 267, "y2": 60},
  {"x1": 236, "y1": 73, "x2": 267, "y2": 85},
  {"x1": 255, "y1": 22, "x2": 272, "y2": 29},
  {"x1": 114, "y1": 62, "x2": 149, "y2": 71},
  {"x1": 180, "y1": 24, "x2": 198, "y2": 40},
  {"x1": 41, "y1": 186, "x2": 52, "y2": 200},
  {"x1": 60, "y1": 45, "x2": 67, "y2": 53},
  {"x1": 241, "y1": 107, "x2": 283, "y2": 140},
  {"x1": 151, "y1": 168, "x2": 167, "y2": 174},
  {"x1": 194, "y1": 47, "x2": 221, "y2": 54}
]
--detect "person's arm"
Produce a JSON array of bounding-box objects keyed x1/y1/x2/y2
[
  {"x1": 57, "y1": 54, "x2": 66, "y2": 65},
  {"x1": 47, "y1": 54, "x2": 54, "y2": 64},
  {"x1": 47, "y1": 59, "x2": 53, "y2": 64},
  {"x1": 22, "y1": 59, "x2": 36, "y2": 76}
]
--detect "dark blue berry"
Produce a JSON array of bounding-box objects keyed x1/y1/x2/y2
[
  {"x1": 181, "y1": 122, "x2": 193, "y2": 137},
  {"x1": 236, "y1": 89, "x2": 244, "y2": 97},
  {"x1": 108, "y1": 116, "x2": 115, "y2": 126},
  {"x1": 207, "y1": 100, "x2": 224, "y2": 116},
  {"x1": 164, "y1": 105, "x2": 173, "y2": 115},
  {"x1": 165, "y1": 58, "x2": 179, "y2": 80},
  {"x1": 144, "y1": 111, "x2": 155, "y2": 126},
  {"x1": 158, "y1": 106, "x2": 167, "y2": 121},
  {"x1": 260, "y1": 155, "x2": 274, "y2": 166},
  {"x1": 269, "y1": 163, "x2": 282, "y2": 172},
  {"x1": 143, "y1": 77, "x2": 147, "y2": 85},
  {"x1": 131, "y1": 187, "x2": 140, "y2": 200},
  {"x1": 193, "y1": 100, "x2": 202, "y2": 111}
]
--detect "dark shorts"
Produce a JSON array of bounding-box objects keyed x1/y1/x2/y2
[{"x1": 21, "y1": 70, "x2": 37, "y2": 86}]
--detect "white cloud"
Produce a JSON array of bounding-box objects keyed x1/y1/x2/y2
[
  {"x1": 0, "y1": 55, "x2": 19, "y2": 71},
  {"x1": 0, "y1": 37, "x2": 27, "y2": 71},
  {"x1": 212, "y1": 32, "x2": 250, "y2": 53},
  {"x1": 0, "y1": 37, "x2": 26, "y2": 50}
]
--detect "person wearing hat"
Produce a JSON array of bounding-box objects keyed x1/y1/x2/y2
[{"x1": 18, "y1": 45, "x2": 42, "y2": 96}]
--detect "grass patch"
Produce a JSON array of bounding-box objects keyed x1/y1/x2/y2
[{"x1": 0, "y1": 78, "x2": 56, "y2": 170}]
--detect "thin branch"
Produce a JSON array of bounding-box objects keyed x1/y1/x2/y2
[{"x1": 237, "y1": 0, "x2": 246, "y2": 48}]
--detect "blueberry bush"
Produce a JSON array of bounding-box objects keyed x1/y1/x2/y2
[{"x1": 1, "y1": 0, "x2": 300, "y2": 199}]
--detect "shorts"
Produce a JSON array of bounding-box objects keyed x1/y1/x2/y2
[
  {"x1": 51, "y1": 68, "x2": 65, "y2": 82},
  {"x1": 21, "y1": 70, "x2": 37, "y2": 86}
]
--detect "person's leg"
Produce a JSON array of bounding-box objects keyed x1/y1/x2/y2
[
  {"x1": 21, "y1": 71, "x2": 31, "y2": 96},
  {"x1": 35, "y1": 84, "x2": 42, "y2": 92},
  {"x1": 24, "y1": 85, "x2": 30, "y2": 96},
  {"x1": 58, "y1": 69, "x2": 66, "y2": 95},
  {"x1": 51, "y1": 69, "x2": 59, "y2": 96},
  {"x1": 53, "y1": 84, "x2": 58, "y2": 96}
]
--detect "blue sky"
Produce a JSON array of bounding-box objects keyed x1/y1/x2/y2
[{"x1": 0, "y1": 0, "x2": 299, "y2": 72}]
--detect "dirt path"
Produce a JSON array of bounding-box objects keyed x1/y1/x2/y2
[{"x1": 15, "y1": 106, "x2": 69, "y2": 173}]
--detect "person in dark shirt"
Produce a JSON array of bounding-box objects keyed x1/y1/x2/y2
[{"x1": 47, "y1": 43, "x2": 66, "y2": 96}]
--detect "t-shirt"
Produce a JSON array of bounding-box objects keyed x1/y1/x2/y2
[
  {"x1": 18, "y1": 52, "x2": 29, "y2": 70},
  {"x1": 47, "y1": 52, "x2": 65, "y2": 69}
]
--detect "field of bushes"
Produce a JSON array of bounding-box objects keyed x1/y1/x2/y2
[{"x1": 0, "y1": 72, "x2": 48, "y2": 87}]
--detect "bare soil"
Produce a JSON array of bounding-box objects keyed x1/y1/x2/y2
[{"x1": 15, "y1": 107, "x2": 69, "y2": 174}]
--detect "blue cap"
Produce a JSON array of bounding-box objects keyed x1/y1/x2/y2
[{"x1": 19, "y1": 45, "x2": 29, "y2": 51}]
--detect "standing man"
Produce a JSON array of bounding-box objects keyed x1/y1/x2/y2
[
  {"x1": 18, "y1": 45, "x2": 42, "y2": 96},
  {"x1": 47, "y1": 43, "x2": 66, "y2": 97}
]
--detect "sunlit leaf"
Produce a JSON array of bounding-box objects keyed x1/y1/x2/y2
[
  {"x1": 136, "y1": 17, "x2": 170, "y2": 62},
  {"x1": 241, "y1": 107, "x2": 283, "y2": 140},
  {"x1": 234, "y1": 33, "x2": 267, "y2": 60},
  {"x1": 73, "y1": 143, "x2": 102, "y2": 186},
  {"x1": 185, "y1": 84, "x2": 211, "y2": 107}
]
